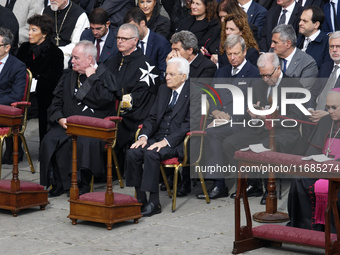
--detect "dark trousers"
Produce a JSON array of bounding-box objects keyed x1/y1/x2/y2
[{"x1": 125, "y1": 139, "x2": 178, "y2": 193}]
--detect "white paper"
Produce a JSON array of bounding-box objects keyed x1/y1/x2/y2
[
  {"x1": 301, "y1": 154, "x2": 333, "y2": 162},
  {"x1": 30, "y1": 78, "x2": 37, "y2": 93},
  {"x1": 240, "y1": 143, "x2": 271, "y2": 153}
]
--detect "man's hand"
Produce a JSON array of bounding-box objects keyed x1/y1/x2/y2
[
  {"x1": 85, "y1": 64, "x2": 96, "y2": 77},
  {"x1": 247, "y1": 101, "x2": 265, "y2": 120},
  {"x1": 147, "y1": 139, "x2": 168, "y2": 152},
  {"x1": 166, "y1": 50, "x2": 182, "y2": 62},
  {"x1": 130, "y1": 136, "x2": 147, "y2": 149},
  {"x1": 309, "y1": 110, "x2": 329, "y2": 123},
  {"x1": 58, "y1": 118, "x2": 67, "y2": 129},
  {"x1": 211, "y1": 110, "x2": 230, "y2": 120}
]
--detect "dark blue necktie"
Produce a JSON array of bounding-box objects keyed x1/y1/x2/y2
[
  {"x1": 282, "y1": 59, "x2": 287, "y2": 73},
  {"x1": 169, "y1": 90, "x2": 178, "y2": 108}
]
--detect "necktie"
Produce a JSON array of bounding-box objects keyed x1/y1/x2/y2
[
  {"x1": 282, "y1": 59, "x2": 287, "y2": 73},
  {"x1": 316, "y1": 65, "x2": 340, "y2": 110},
  {"x1": 96, "y1": 38, "x2": 102, "y2": 63},
  {"x1": 232, "y1": 67, "x2": 238, "y2": 76},
  {"x1": 278, "y1": 9, "x2": 288, "y2": 25},
  {"x1": 169, "y1": 90, "x2": 178, "y2": 108},
  {"x1": 302, "y1": 37, "x2": 311, "y2": 52},
  {"x1": 331, "y1": 2, "x2": 340, "y2": 31},
  {"x1": 140, "y1": 41, "x2": 145, "y2": 54}
]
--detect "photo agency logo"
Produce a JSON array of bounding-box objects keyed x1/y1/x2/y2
[{"x1": 197, "y1": 82, "x2": 311, "y2": 128}]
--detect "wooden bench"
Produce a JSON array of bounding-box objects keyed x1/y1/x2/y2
[{"x1": 233, "y1": 150, "x2": 340, "y2": 254}]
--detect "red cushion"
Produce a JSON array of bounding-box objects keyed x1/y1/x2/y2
[
  {"x1": 0, "y1": 179, "x2": 44, "y2": 191},
  {"x1": 67, "y1": 116, "x2": 116, "y2": 129},
  {"x1": 161, "y1": 157, "x2": 179, "y2": 165},
  {"x1": 0, "y1": 127, "x2": 10, "y2": 135},
  {"x1": 79, "y1": 191, "x2": 138, "y2": 205},
  {"x1": 252, "y1": 225, "x2": 337, "y2": 248},
  {"x1": 0, "y1": 105, "x2": 22, "y2": 116}
]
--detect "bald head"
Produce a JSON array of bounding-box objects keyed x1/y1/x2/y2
[{"x1": 326, "y1": 91, "x2": 340, "y2": 121}]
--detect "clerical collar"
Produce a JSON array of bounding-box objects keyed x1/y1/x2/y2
[{"x1": 308, "y1": 30, "x2": 320, "y2": 42}]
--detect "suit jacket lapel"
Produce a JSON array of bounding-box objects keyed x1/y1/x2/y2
[
  {"x1": 171, "y1": 82, "x2": 189, "y2": 118},
  {"x1": 70, "y1": 70, "x2": 78, "y2": 95},
  {"x1": 0, "y1": 55, "x2": 12, "y2": 81}
]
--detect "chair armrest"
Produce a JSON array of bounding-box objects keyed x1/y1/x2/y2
[
  {"x1": 11, "y1": 101, "x2": 31, "y2": 108},
  {"x1": 186, "y1": 131, "x2": 207, "y2": 136},
  {"x1": 138, "y1": 124, "x2": 143, "y2": 129},
  {"x1": 105, "y1": 116, "x2": 122, "y2": 122}
]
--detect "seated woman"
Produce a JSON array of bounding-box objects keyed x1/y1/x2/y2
[
  {"x1": 201, "y1": 0, "x2": 259, "y2": 65},
  {"x1": 218, "y1": 13, "x2": 259, "y2": 68},
  {"x1": 138, "y1": 0, "x2": 170, "y2": 39},
  {"x1": 288, "y1": 88, "x2": 340, "y2": 232},
  {"x1": 176, "y1": 0, "x2": 218, "y2": 49},
  {"x1": 16, "y1": 14, "x2": 64, "y2": 144}
]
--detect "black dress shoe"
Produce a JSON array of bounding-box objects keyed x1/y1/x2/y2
[
  {"x1": 48, "y1": 185, "x2": 64, "y2": 197},
  {"x1": 177, "y1": 179, "x2": 191, "y2": 197},
  {"x1": 197, "y1": 186, "x2": 229, "y2": 199},
  {"x1": 260, "y1": 190, "x2": 268, "y2": 205},
  {"x1": 230, "y1": 185, "x2": 263, "y2": 199},
  {"x1": 141, "y1": 202, "x2": 161, "y2": 217}
]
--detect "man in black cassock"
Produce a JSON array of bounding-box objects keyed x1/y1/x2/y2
[
  {"x1": 288, "y1": 88, "x2": 340, "y2": 231},
  {"x1": 40, "y1": 40, "x2": 121, "y2": 197},
  {"x1": 105, "y1": 23, "x2": 160, "y2": 172}
]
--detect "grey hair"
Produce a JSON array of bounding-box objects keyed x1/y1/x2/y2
[
  {"x1": 0, "y1": 27, "x2": 13, "y2": 46},
  {"x1": 330, "y1": 31, "x2": 340, "y2": 41},
  {"x1": 223, "y1": 34, "x2": 246, "y2": 52},
  {"x1": 76, "y1": 40, "x2": 97, "y2": 61},
  {"x1": 272, "y1": 24, "x2": 297, "y2": 47},
  {"x1": 167, "y1": 57, "x2": 190, "y2": 80},
  {"x1": 119, "y1": 23, "x2": 139, "y2": 38},
  {"x1": 170, "y1": 30, "x2": 199, "y2": 54},
  {"x1": 257, "y1": 52, "x2": 280, "y2": 69}
]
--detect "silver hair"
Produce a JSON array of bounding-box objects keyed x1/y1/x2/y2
[
  {"x1": 272, "y1": 24, "x2": 297, "y2": 47},
  {"x1": 223, "y1": 34, "x2": 246, "y2": 52},
  {"x1": 0, "y1": 27, "x2": 13, "y2": 46},
  {"x1": 330, "y1": 31, "x2": 340, "y2": 41},
  {"x1": 170, "y1": 30, "x2": 199, "y2": 54},
  {"x1": 119, "y1": 23, "x2": 139, "y2": 38},
  {"x1": 257, "y1": 52, "x2": 280, "y2": 69},
  {"x1": 167, "y1": 57, "x2": 190, "y2": 80},
  {"x1": 76, "y1": 40, "x2": 97, "y2": 61}
]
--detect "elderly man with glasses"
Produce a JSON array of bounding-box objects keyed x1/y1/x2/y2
[{"x1": 105, "y1": 23, "x2": 160, "y2": 175}]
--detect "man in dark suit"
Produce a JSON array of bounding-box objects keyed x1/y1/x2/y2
[
  {"x1": 80, "y1": 8, "x2": 118, "y2": 64},
  {"x1": 223, "y1": 52, "x2": 306, "y2": 201},
  {"x1": 125, "y1": 57, "x2": 200, "y2": 217},
  {"x1": 322, "y1": 0, "x2": 340, "y2": 33},
  {"x1": 238, "y1": 0, "x2": 267, "y2": 37},
  {"x1": 0, "y1": 27, "x2": 28, "y2": 164},
  {"x1": 258, "y1": 0, "x2": 303, "y2": 52},
  {"x1": 271, "y1": 24, "x2": 318, "y2": 90},
  {"x1": 0, "y1": 5, "x2": 19, "y2": 55},
  {"x1": 297, "y1": 6, "x2": 331, "y2": 69},
  {"x1": 123, "y1": 7, "x2": 171, "y2": 79},
  {"x1": 196, "y1": 34, "x2": 260, "y2": 200},
  {"x1": 309, "y1": 31, "x2": 340, "y2": 123},
  {"x1": 167, "y1": 30, "x2": 217, "y2": 79}
]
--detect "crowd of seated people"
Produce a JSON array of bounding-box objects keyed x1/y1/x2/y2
[{"x1": 1, "y1": 0, "x2": 340, "y2": 225}]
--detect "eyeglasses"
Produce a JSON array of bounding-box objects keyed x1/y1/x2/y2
[
  {"x1": 165, "y1": 73, "x2": 181, "y2": 77},
  {"x1": 260, "y1": 67, "x2": 277, "y2": 78},
  {"x1": 0, "y1": 44, "x2": 8, "y2": 47},
  {"x1": 115, "y1": 36, "x2": 136, "y2": 42},
  {"x1": 329, "y1": 45, "x2": 340, "y2": 50},
  {"x1": 326, "y1": 105, "x2": 339, "y2": 110}
]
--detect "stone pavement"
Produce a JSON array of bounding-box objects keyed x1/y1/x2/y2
[{"x1": 0, "y1": 119, "x2": 324, "y2": 255}]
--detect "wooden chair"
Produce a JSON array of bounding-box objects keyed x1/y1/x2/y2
[
  {"x1": 0, "y1": 104, "x2": 49, "y2": 216},
  {"x1": 135, "y1": 100, "x2": 210, "y2": 212},
  {"x1": 0, "y1": 69, "x2": 35, "y2": 178},
  {"x1": 66, "y1": 115, "x2": 142, "y2": 230}
]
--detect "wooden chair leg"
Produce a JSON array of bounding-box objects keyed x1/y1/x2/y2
[
  {"x1": 112, "y1": 150, "x2": 124, "y2": 188},
  {"x1": 172, "y1": 165, "x2": 180, "y2": 212},
  {"x1": 160, "y1": 165, "x2": 172, "y2": 197},
  {"x1": 0, "y1": 136, "x2": 4, "y2": 179},
  {"x1": 20, "y1": 134, "x2": 35, "y2": 174},
  {"x1": 90, "y1": 175, "x2": 94, "y2": 192},
  {"x1": 198, "y1": 169, "x2": 210, "y2": 204}
]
